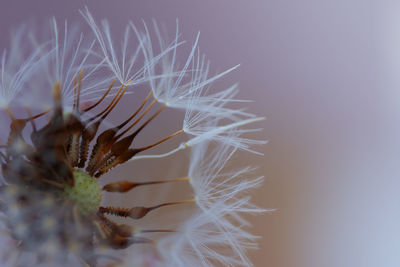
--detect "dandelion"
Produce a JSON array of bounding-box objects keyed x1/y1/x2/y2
[{"x1": 0, "y1": 9, "x2": 266, "y2": 267}]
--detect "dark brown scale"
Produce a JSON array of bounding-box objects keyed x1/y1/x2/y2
[
  {"x1": 91, "y1": 115, "x2": 155, "y2": 177},
  {"x1": 97, "y1": 212, "x2": 134, "y2": 238},
  {"x1": 109, "y1": 234, "x2": 150, "y2": 249},
  {"x1": 78, "y1": 121, "x2": 100, "y2": 168},
  {"x1": 86, "y1": 91, "x2": 152, "y2": 171},
  {"x1": 94, "y1": 149, "x2": 140, "y2": 178},
  {"x1": 85, "y1": 97, "x2": 145, "y2": 174},
  {"x1": 78, "y1": 85, "x2": 128, "y2": 169},
  {"x1": 91, "y1": 152, "x2": 115, "y2": 177},
  {"x1": 99, "y1": 205, "x2": 152, "y2": 220},
  {"x1": 100, "y1": 146, "x2": 144, "y2": 175},
  {"x1": 99, "y1": 206, "x2": 131, "y2": 218},
  {"x1": 94, "y1": 218, "x2": 148, "y2": 249},
  {"x1": 90, "y1": 134, "x2": 131, "y2": 177},
  {"x1": 87, "y1": 90, "x2": 154, "y2": 171},
  {"x1": 102, "y1": 180, "x2": 138, "y2": 193},
  {"x1": 94, "y1": 105, "x2": 167, "y2": 177},
  {"x1": 87, "y1": 93, "x2": 161, "y2": 177},
  {"x1": 94, "y1": 217, "x2": 135, "y2": 250},
  {"x1": 68, "y1": 77, "x2": 117, "y2": 168},
  {"x1": 64, "y1": 113, "x2": 85, "y2": 166},
  {"x1": 86, "y1": 128, "x2": 117, "y2": 174}
]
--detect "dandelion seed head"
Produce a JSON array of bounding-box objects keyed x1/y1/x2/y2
[{"x1": 0, "y1": 8, "x2": 266, "y2": 267}]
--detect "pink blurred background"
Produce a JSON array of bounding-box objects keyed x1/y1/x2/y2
[{"x1": 1, "y1": 0, "x2": 400, "y2": 266}]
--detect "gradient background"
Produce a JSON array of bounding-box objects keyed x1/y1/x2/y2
[{"x1": 1, "y1": 1, "x2": 400, "y2": 266}]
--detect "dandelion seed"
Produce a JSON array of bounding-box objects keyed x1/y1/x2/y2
[
  {"x1": 0, "y1": 25, "x2": 48, "y2": 109},
  {"x1": 0, "y1": 9, "x2": 266, "y2": 267}
]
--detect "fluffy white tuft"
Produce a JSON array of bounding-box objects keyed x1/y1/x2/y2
[{"x1": 0, "y1": 26, "x2": 48, "y2": 108}]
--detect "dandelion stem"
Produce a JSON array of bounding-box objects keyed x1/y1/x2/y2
[
  {"x1": 135, "y1": 129, "x2": 184, "y2": 153},
  {"x1": 129, "y1": 117, "x2": 266, "y2": 161},
  {"x1": 115, "y1": 90, "x2": 153, "y2": 130},
  {"x1": 82, "y1": 79, "x2": 116, "y2": 112},
  {"x1": 100, "y1": 199, "x2": 194, "y2": 219},
  {"x1": 73, "y1": 69, "x2": 84, "y2": 112},
  {"x1": 115, "y1": 98, "x2": 158, "y2": 139},
  {"x1": 140, "y1": 229, "x2": 176, "y2": 233},
  {"x1": 85, "y1": 82, "x2": 123, "y2": 122},
  {"x1": 99, "y1": 84, "x2": 128, "y2": 121},
  {"x1": 102, "y1": 176, "x2": 189, "y2": 192},
  {"x1": 129, "y1": 143, "x2": 186, "y2": 161}
]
